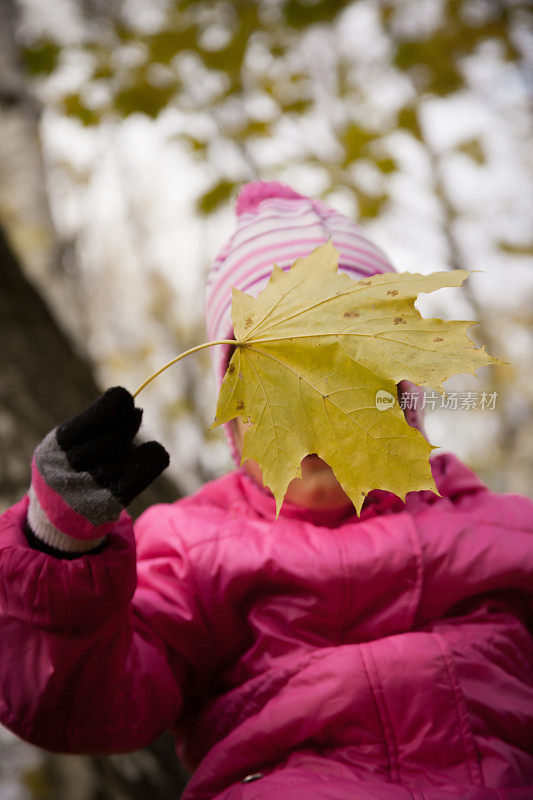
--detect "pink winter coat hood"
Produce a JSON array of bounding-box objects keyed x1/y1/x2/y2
[{"x1": 1, "y1": 451, "x2": 532, "y2": 800}]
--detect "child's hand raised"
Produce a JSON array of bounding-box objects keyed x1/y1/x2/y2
[{"x1": 26, "y1": 387, "x2": 169, "y2": 554}]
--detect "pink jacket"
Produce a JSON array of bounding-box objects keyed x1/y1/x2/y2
[{"x1": 0, "y1": 452, "x2": 532, "y2": 800}]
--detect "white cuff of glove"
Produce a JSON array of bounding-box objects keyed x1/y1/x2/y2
[{"x1": 27, "y1": 485, "x2": 106, "y2": 553}]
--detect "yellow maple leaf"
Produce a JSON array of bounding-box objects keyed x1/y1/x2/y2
[{"x1": 210, "y1": 239, "x2": 501, "y2": 515}]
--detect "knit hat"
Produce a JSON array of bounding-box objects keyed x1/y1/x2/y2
[{"x1": 205, "y1": 180, "x2": 427, "y2": 466}]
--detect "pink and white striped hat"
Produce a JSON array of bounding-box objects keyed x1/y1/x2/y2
[{"x1": 205, "y1": 180, "x2": 426, "y2": 465}]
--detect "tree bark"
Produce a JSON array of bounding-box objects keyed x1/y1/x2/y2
[{"x1": 0, "y1": 220, "x2": 179, "y2": 513}]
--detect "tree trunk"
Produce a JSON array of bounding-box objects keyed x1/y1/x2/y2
[{"x1": 0, "y1": 220, "x2": 179, "y2": 511}]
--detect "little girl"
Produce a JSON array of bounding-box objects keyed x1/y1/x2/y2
[{"x1": 1, "y1": 182, "x2": 532, "y2": 800}]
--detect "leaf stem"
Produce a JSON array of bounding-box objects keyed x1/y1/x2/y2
[{"x1": 132, "y1": 340, "x2": 237, "y2": 399}]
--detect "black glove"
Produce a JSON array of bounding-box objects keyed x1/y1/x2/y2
[{"x1": 26, "y1": 387, "x2": 169, "y2": 557}]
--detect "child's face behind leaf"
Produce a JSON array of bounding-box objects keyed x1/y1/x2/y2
[{"x1": 233, "y1": 416, "x2": 354, "y2": 511}]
